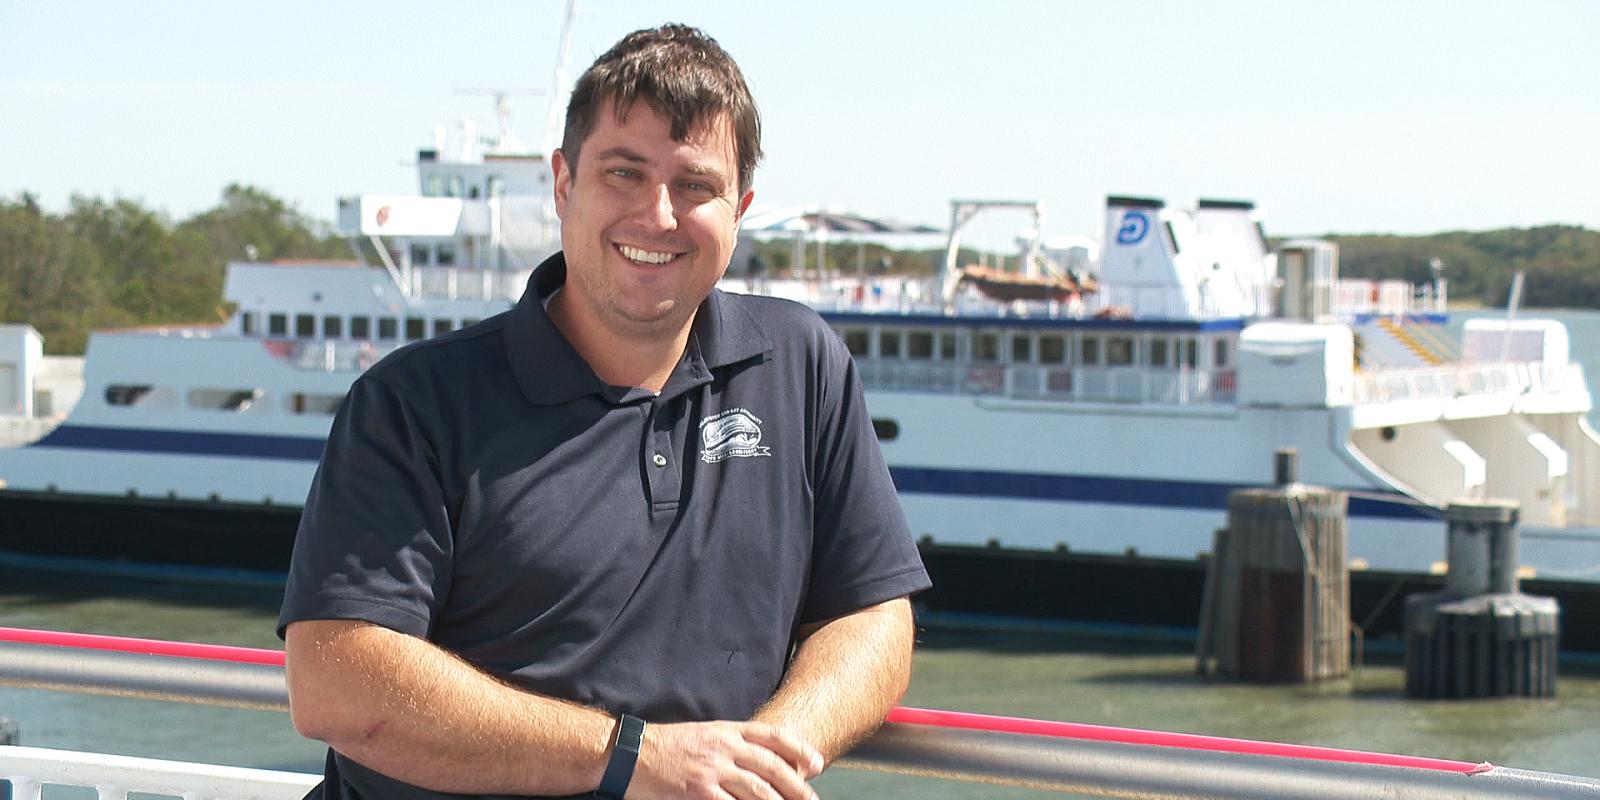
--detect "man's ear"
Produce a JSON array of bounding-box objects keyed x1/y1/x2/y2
[
  {"x1": 551, "y1": 148, "x2": 572, "y2": 219},
  {"x1": 735, "y1": 189, "x2": 754, "y2": 222}
]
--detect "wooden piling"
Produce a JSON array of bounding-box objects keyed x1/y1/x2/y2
[{"x1": 1198, "y1": 477, "x2": 1350, "y2": 682}]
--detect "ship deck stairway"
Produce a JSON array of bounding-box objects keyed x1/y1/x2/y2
[{"x1": 1360, "y1": 316, "x2": 1457, "y2": 368}]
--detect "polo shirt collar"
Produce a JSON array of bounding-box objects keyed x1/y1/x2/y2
[{"x1": 504, "y1": 253, "x2": 773, "y2": 407}]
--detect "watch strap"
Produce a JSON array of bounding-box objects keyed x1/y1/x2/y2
[{"x1": 595, "y1": 713, "x2": 645, "y2": 799}]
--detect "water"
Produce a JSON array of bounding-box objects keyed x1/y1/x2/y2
[
  {"x1": 3, "y1": 569, "x2": 1600, "y2": 799},
  {"x1": 4, "y1": 308, "x2": 1600, "y2": 797}
]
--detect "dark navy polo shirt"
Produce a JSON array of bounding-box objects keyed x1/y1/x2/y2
[{"x1": 278, "y1": 253, "x2": 930, "y2": 799}]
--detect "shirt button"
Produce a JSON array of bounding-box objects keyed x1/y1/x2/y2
[{"x1": 652, "y1": 452, "x2": 668, "y2": 468}]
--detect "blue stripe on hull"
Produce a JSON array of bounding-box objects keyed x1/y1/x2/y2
[
  {"x1": 890, "y1": 466, "x2": 1437, "y2": 520},
  {"x1": 28, "y1": 426, "x2": 1433, "y2": 520},
  {"x1": 34, "y1": 425, "x2": 325, "y2": 462}
]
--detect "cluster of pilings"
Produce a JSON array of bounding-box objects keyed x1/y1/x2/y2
[
  {"x1": 1198, "y1": 450, "x2": 1562, "y2": 699},
  {"x1": 1197, "y1": 450, "x2": 1349, "y2": 682},
  {"x1": 1403, "y1": 500, "x2": 1560, "y2": 698}
]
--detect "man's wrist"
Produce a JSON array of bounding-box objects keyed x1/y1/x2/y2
[{"x1": 595, "y1": 714, "x2": 645, "y2": 799}]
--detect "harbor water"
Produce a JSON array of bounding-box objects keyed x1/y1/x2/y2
[
  {"x1": 3, "y1": 309, "x2": 1600, "y2": 797},
  {"x1": 3, "y1": 568, "x2": 1600, "y2": 798}
]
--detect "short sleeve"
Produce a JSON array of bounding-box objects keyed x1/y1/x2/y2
[
  {"x1": 802, "y1": 328, "x2": 931, "y2": 623},
  {"x1": 277, "y1": 375, "x2": 454, "y2": 639}
]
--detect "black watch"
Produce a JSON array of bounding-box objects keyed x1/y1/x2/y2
[{"x1": 595, "y1": 714, "x2": 645, "y2": 799}]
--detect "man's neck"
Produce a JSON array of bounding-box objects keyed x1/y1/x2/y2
[{"x1": 547, "y1": 293, "x2": 694, "y2": 393}]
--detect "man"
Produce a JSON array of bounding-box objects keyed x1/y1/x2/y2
[{"x1": 279, "y1": 24, "x2": 930, "y2": 800}]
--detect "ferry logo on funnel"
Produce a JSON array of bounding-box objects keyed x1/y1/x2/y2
[
  {"x1": 1116, "y1": 211, "x2": 1149, "y2": 244},
  {"x1": 699, "y1": 408, "x2": 771, "y2": 463}
]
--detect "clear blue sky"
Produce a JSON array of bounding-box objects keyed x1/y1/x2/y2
[{"x1": 2, "y1": 1, "x2": 1596, "y2": 242}]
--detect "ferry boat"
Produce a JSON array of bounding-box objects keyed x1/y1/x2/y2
[{"x1": 2, "y1": 107, "x2": 1598, "y2": 646}]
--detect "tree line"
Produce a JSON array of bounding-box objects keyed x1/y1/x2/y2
[
  {"x1": 0, "y1": 185, "x2": 346, "y2": 354},
  {"x1": 1325, "y1": 225, "x2": 1600, "y2": 309},
  {"x1": 2, "y1": 186, "x2": 1597, "y2": 355}
]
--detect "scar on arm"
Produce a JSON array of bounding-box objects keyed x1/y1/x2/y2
[{"x1": 363, "y1": 719, "x2": 387, "y2": 739}]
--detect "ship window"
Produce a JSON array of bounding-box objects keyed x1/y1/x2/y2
[
  {"x1": 878, "y1": 330, "x2": 902, "y2": 359},
  {"x1": 1039, "y1": 335, "x2": 1066, "y2": 365},
  {"x1": 1149, "y1": 338, "x2": 1169, "y2": 367},
  {"x1": 487, "y1": 176, "x2": 505, "y2": 197},
  {"x1": 1011, "y1": 335, "x2": 1033, "y2": 363},
  {"x1": 462, "y1": 317, "x2": 480, "y2": 328},
  {"x1": 295, "y1": 314, "x2": 316, "y2": 339},
  {"x1": 350, "y1": 316, "x2": 372, "y2": 339},
  {"x1": 406, "y1": 317, "x2": 426, "y2": 340},
  {"x1": 323, "y1": 315, "x2": 343, "y2": 339},
  {"x1": 105, "y1": 384, "x2": 151, "y2": 406},
  {"x1": 241, "y1": 312, "x2": 258, "y2": 337},
  {"x1": 907, "y1": 331, "x2": 934, "y2": 360},
  {"x1": 436, "y1": 244, "x2": 457, "y2": 267},
  {"x1": 973, "y1": 332, "x2": 1000, "y2": 363},
  {"x1": 1182, "y1": 338, "x2": 1199, "y2": 368},
  {"x1": 104, "y1": 384, "x2": 177, "y2": 409},
  {"x1": 423, "y1": 174, "x2": 446, "y2": 197},
  {"x1": 468, "y1": 185, "x2": 481, "y2": 199},
  {"x1": 1080, "y1": 336, "x2": 1101, "y2": 366},
  {"x1": 1163, "y1": 221, "x2": 1181, "y2": 255},
  {"x1": 1107, "y1": 336, "x2": 1135, "y2": 366},
  {"x1": 1214, "y1": 338, "x2": 1230, "y2": 368},
  {"x1": 871, "y1": 418, "x2": 900, "y2": 441},
  {"x1": 378, "y1": 317, "x2": 398, "y2": 340},
  {"x1": 448, "y1": 176, "x2": 465, "y2": 198},
  {"x1": 841, "y1": 328, "x2": 869, "y2": 357},
  {"x1": 188, "y1": 387, "x2": 264, "y2": 412},
  {"x1": 940, "y1": 332, "x2": 957, "y2": 360},
  {"x1": 410, "y1": 244, "x2": 432, "y2": 266},
  {"x1": 268, "y1": 313, "x2": 288, "y2": 337},
  {"x1": 288, "y1": 391, "x2": 346, "y2": 416},
  {"x1": 434, "y1": 319, "x2": 453, "y2": 336}
]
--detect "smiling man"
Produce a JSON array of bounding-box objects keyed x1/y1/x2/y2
[{"x1": 278, "y1": 23, "x2": 930, "y2": 800}]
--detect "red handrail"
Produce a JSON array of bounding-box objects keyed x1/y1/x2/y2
[
  {"x1": 0, "y1": 626, "x2": 286, "y2": 666},
  {"x1": 0, "y1": 627, "x2": 1487, "y2": 775},
  {"x1": 885, "y1": 707, "x2": 1485, "y2": 774}
]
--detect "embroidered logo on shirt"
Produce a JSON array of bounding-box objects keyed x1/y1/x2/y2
[{"x1": 699, "y1": 408, "x2": 771, "y2": 463}]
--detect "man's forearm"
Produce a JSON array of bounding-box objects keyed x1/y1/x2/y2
[
  {"x1": 753, "y1": 597, "x2": 915, "y2": 763},
  {"x1": 286, "y1": 619, "x2": 615, "y2": 795}
]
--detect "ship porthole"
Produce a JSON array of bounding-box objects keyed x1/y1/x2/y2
[
  {"x1": 872, "y1": 418, "x2": 900, "y2": 441},
  {"x1": 1380, "y1": 426, "x2": 1397, "y2": 442}
]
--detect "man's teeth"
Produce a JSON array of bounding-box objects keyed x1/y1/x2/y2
[{"x1": 619, "y1": 245, "x2": 676, "y2": 264}]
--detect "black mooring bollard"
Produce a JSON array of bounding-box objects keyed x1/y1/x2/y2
[{"x1": 1404, "y1": 500, "x2": 1561, "y2": 698}]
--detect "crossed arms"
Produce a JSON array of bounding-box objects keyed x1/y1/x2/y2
[{"x1": 284, "y1": 596, "x2": 913, "y2": 799}]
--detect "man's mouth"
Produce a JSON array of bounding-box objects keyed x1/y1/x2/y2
[{"x1": 617, "y1": 244, "x2": 679, "y2": 265}]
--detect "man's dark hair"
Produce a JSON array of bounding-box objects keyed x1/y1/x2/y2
[{"x1": 561, "y1": 24, "x2": 761, "y2": 194}]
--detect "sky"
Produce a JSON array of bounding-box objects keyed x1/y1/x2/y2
[{"x1": 2, "y1": 1, "x2": 1597, "y2": 245}]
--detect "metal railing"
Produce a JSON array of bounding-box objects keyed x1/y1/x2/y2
[
  {"x1": 1, "y1": 746, "x2": 319, "y2": 800},
  {"x1": 4, "y1": 628, "x2": 1600, "y2": 799},
  {"x1": 858, "y1": 361, "x2": 1238, "y2": 406},
  {"x1": 1353, "y1": 362, "x2": 1586, "y2": 405}
]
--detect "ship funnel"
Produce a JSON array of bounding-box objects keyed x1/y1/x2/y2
[{"x1": 1096, "y1": 196, "x2": 1196, "y2": 319}]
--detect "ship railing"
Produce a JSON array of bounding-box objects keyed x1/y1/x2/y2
[
  {"x1": 1333, "y1": 278, "x2": 1447, "y2": 317},
  {"x1": 859, "y1": 361, "x2": 1238, "y2": 405},
  {"x1": 262, "y1": 339, "x2": 403, "y2": 372},
  {"x1": 3, "y1": 628, "x2": 1599, "y2": 800},
  {"x1": 1354, "y1": 361, "x2": 1586, "y2": 404},
  {"x1": 400, "y1": 266, "x2": 533, "y2": 302},
  {"x1": 726, "y1": 276, "x2": 1273, "y2": 321}
]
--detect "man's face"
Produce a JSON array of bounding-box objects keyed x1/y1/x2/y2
[{"x1": 551, "y1": 103, "x2": 753, "y2": 339}]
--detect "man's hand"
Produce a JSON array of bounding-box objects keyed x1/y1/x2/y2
[{"x1": 629, "y1": 720, "x2": 823, "y2": 800}]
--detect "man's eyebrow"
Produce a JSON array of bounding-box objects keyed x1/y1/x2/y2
[{"x1": 593, "y1": 146, "x2": 648, "y2": 163}]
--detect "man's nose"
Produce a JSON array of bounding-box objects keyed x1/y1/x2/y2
[{"x1": 634, "y1": 183, "x2": 677, "y2": 230}]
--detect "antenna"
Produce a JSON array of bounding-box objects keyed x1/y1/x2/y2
[
  {"x1": 454, "y1": 89, "x2": 542, "y2": 154},
  {"x1": 542, "y1": 0, "x2": 580, "y2": 157}
]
